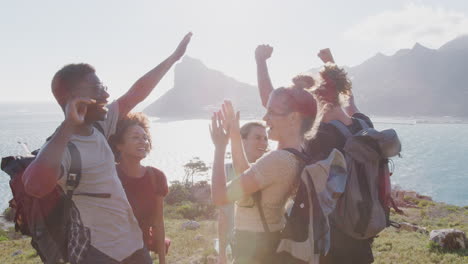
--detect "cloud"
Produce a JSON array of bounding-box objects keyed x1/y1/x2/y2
[{"x1": 344, "y1": 3, "x2": 468, "y2": 54}]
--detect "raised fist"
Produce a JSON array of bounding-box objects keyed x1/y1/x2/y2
[{"x1": 255, "y1": 44, "x2": 273, "y2": 62}]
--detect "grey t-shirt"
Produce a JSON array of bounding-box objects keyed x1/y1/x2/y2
[{"x1": 57, "y1": 101, "x2": 143, "y2": 261}]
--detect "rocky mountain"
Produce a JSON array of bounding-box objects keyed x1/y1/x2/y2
[
  {"x1": 346, "y1": 35, "x2": 468, "y2": 117},
  {"x1": 144, "y1": 57, "x2": 264, "y2": 119},
  {"x1": 145, "y1": 35, "x2": 468, "y2": 118}
]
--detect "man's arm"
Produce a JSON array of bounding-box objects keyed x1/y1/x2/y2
[
  {"x1": 22, "y1": 97, "x2": 94, "y2": 198},
  {"x1": 255, "y1": 45, "x2": 274, "y2": 108},
  {"x1": 117, "y1": 32, "x2": 192, "y2": 118},
  {"x1": 341, "y1": 91, "x2": 361, "y2": 117}
]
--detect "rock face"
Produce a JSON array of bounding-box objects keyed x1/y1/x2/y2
[
  {"x1": 144, "y1": 56, "x2": 264, "y2": 119},
  {"x1": 345, "y1": 35, "x2": 468, "y2": 118},
  {"x1": 146, "y1": 35, "x2": 468, "y2": 119},
  {"x1": 430, "y1": 229, "x2": 467, "y2": 250}
]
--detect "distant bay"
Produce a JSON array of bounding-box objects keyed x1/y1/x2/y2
[{"x1": 0, "y1": 102, "x2": 467, "y2": 213}]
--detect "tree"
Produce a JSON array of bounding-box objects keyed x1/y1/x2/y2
[{"x1": 183, "y1": 157, "x2": 209, "y2": 186}]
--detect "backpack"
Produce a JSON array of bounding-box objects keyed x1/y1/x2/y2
[
  {"x1": 256, "y1": 148, "x2": 348, "y2": 263},
  {"x1": 1, "y1": 143, "x2": 82, "y2": 264},
  {"x1": 328, "y1": 119, "x2": 402, "y2": 240},
  {"x1": 258, "y1": 119, "x2": 402, "y2": 263},
  {"x1": 0, "y1": 123, "x2": 105, "y2": 264}
]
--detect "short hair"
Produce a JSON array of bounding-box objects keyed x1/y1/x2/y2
[
  {"x1": 51, "y1": 63, "x2": 96, "y2": 108},
  {"x1": 109, "y1": 112, "x2": 153, "y2": 161},
  {"x1": 240, "y1": 122, "x2": 266, "y2": 139}
]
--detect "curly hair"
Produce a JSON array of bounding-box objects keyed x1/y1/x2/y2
[
  {"x1": 314, "y1": 63, "x2": 352, "y2": 105},
  {"x1": 109, "y1": 112, "x2": 152, "y2": 161}
]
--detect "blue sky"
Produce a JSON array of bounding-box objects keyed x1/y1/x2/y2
[{"x1": 1, "y1": 0, "x2": 467, "y2": 108}]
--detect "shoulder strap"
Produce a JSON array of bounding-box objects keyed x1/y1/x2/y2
[
  {"x1": 283, "y1": 148, "x2": 310, "y2": 163},
  {"x1": 329, "y1": 120, "x2": 353, "y2": 139},
  {"x1": 66, "y1": 142, "x2": 82, "y2": 198},
  {"x1": 253, "y1": 191, "x2": 270, "y2": 233},
  {"x1": 93, "y1": 123, "x2": 105, "y2": 136},
  {"x1": 356, "y1": 118, "x2": 369, "y2": 130}
]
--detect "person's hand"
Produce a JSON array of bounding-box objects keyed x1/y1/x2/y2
[
  {"x1": 170, "y1": 32, "x2": 193, "y2": 62},
  {"x1": 255, "y1": 44, "x2": 273, "y2": 62},
  {"x1": 210, "y1": 111, "x2": 230, "y2": 148},
  {"x1": 222, "y1": 100, "x2": 240, "y2": 138},
  {"x1": 64, "y1": 97, "x2": 96, "y2": 127},
  {"x1": 318, "y1": 48, "x2": 335, "y2": 64}
]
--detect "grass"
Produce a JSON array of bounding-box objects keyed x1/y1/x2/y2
[
  {"x1": 0, "y1": 219, "x2": 218, "y2": 264},
  {"x1": 0, "y1": 199, "x2": 467, "y2": 263},
  {"x1": 372, "y1": 202, "x2": 468, "y2": 264}
]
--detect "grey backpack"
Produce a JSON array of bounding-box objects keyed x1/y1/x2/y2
[{"x1": 329, "y1": 119, "x2": 401, "y2": 239}]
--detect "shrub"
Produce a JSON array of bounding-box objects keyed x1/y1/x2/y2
[
  {"x1": 166, "y1": 181, "x2": 191, "y2": 205},
  {"x1": 2, "y1": 207, "x2": 15, "y2": 222}
]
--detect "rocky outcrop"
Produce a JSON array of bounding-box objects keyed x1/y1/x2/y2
[
  {"x1": 430, "y1": 229, "x2": 467, "y2": 250},
  {"x1": 391, "y1": 189, "x2": 433, "y2": 208},
  {"x1": 144, "y1": 56, "x2": 263, "y2": 119}
]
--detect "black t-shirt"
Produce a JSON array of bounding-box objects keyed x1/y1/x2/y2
[{"x1": 305, "y1": 113, "x2": 373, "y2": 161}]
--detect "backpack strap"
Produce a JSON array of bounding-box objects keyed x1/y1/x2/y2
[
  {"x1": 355, "y1": 118, "x2": 370, "y2": 130},
  {"x1": 254, "y1": 148, "x2": 310, "y2": 234},
  {"x1": 329, "y1": 120, "x2": 353, "y2": 139},
  {"x1": 253, "y1": 191, "x2": 271, "y2": 233},
  {"x1": 283, "y1": 148, "x2": 310, "y2": 163},
  {"x1": 93, "y1": 123, "x2": 105, "y2": 136},
  {"x1": 66, "y1": 142, "x2": 81, "y2": 198}
]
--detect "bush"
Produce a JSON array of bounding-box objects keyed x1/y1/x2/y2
[
  {"x1": 2, "y1": 207, "x2": 15, "y2": 222},
  {"x1": 164, "y1": 179, "x2": 216, "y2": 220},
  {"x1": 166, "y1": 181, "x2": 191, "y2": 205},
  {"x1": 176, "y1": 201, "x2": 199, "y2": 220}
]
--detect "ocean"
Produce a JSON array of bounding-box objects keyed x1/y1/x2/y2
[{"x1": 0, "y1": 102, "x2": 467, "y2": 213}]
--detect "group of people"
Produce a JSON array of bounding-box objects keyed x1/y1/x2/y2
[
  {"x1": 23, "y1": 33, "x2": 192, "y2": 264},
  {"x1": 21, "y1": 31, "x2": 376, "y2": 264},
  {"x1": 211, "y1": 46, "x2": 375, "y2": 264}
]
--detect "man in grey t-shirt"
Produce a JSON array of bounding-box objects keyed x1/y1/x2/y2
[{"x1": 22, "y1": 33, "x2": 191, "y2": 264}]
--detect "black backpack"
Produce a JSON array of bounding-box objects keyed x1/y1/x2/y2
[{"x1": 0, "y1": 123, "x2": 104, "y2": 264}]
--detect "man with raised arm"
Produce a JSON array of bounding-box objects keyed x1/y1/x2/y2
[{"x1": 22, "y1": 33, "x2": 192, "y2": 264}]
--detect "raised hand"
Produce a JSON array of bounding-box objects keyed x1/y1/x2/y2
[
  {"x1": 340, "y1": 90, "x2": 360, "y2": 116},
  {"x1": 64, "y1": 97, "x2": 96, "y2": 126},
  {"x1": 222, "y1": 100, "x2": 240, "y2": 138},
  {"x1": 210, "y1": 111, "x2": 230, "y2": 148},
  {"x1": 318, "y1": 48, "x2": 335, "y2": 64},
  {"x1": 255, "y1": 44, "x2": 273, "y2": 62},
  {"x1": 170, "y1": 32, "x2": 193, "y2": 62}
]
